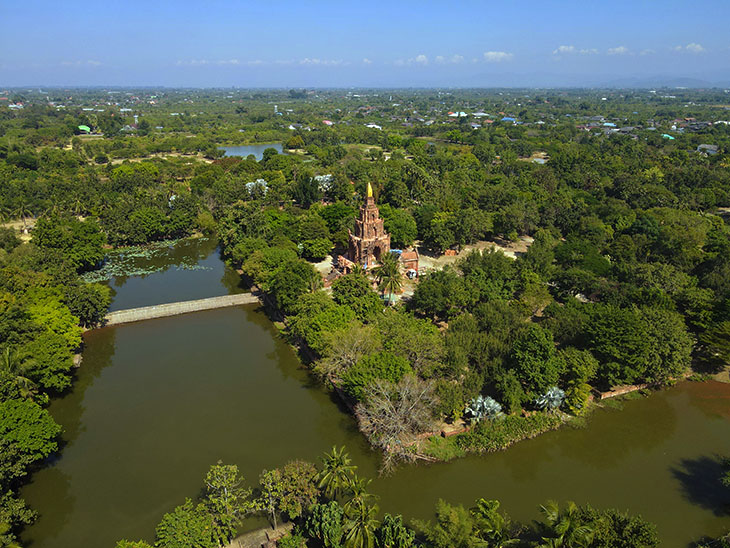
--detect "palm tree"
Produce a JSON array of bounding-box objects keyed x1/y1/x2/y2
[
  {"x1": 373, "y1": 252, "x2": 402, "y2": 306},
  {"x1": 537, "y1": 500, "x2": 594, "y2": 548},
  {"x1": 343, "y1": 500, "x2": 379, "y2": 548},
  {"x1": 13, "y1": 203, "x2": 32, "y2": 231},
  {"x1": 470, "y1": 498, "x2": 519, "y2": 547},
  {"x1": 343, "y1": 475, "x2": 377, "y2": 515},
  {"x1": 317, "y1": 446, "x2": 357, "y2": 500},
  {"x1": 0, "y1": 346, "x2": 38, "y2": 400}
]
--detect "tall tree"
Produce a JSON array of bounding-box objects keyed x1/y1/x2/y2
[{"x1": 373, "y1": 253, "x2": 402, "y2": 306}]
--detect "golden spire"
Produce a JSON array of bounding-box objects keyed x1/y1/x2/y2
[{"x1": 367, "y1": 181, "x2": 373, "y2": 198}]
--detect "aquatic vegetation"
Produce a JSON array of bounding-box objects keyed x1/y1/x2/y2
[{"x1": 81, "y1": 239, "x2": 213, "y2": 283}]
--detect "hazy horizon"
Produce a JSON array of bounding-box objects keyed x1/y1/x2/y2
[{"x1": 2, "y1": 0, "x2": 729, "y2": 88}]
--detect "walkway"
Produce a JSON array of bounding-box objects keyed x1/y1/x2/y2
[{"x1": 105, "y1": 293, "x2": 260, "y2": 326}]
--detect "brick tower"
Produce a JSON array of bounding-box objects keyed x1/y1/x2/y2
[{"x1": 348, "y1": 182, "x2": 390, "y2": 268}]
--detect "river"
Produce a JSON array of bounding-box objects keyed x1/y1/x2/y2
[{"x1": 21, "y1": 240, "x2": 730, "y2": 547}]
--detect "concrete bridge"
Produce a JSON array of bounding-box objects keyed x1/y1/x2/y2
[{"x1": 105, "y1": 293, "x2": 260, "y2": 326}]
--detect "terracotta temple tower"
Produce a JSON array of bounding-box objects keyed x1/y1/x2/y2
[{"x1": 348, "y1": 182, "x2": 390, "y2": 268}]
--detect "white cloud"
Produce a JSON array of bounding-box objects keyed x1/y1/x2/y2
[
  {"x1": 217, "y1": 59, "x2": 240, "y2": 65},
  {"x1": 394, "y1": 54, "x2": 429, "y2": 66},
  {"x1": 640, "y1": 49, "x2": 655, "y2": 56},
  {"x1": 362, "y1": 58, "x2": 372, "y2": 65},
  {"x1": 553, "y1": 45, "x2": 576, "y2": 55},
  {"x1": 607, "y1": 46, "x2": 630, "y2": 55},
  {"x1": 673, "y1": 43, "x2": 705, "y2": 53},
  {"x1": 553, "y1": 45, "x2": 598, "y2": 56},
  {"x1": 483, "y1": 51, "x2": 513, "y2": 62},
  {"x1": 299, "y1": 58, "x2": 347, "y2": 66},
  {"x1": 435, "y1": 54, "x2": 464, "y2": 64}
]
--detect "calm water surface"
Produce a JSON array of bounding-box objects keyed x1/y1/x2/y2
[
  {"x1": 219, "y1": 143, "x2": 283, "y2": 161},
  {"x1": 21, "y1": 242, "x2": 730, "y2": 547}
]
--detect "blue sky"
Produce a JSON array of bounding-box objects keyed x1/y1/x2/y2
[{"x1": 1, "y1": 0, "x2": 729, "y2": 87}]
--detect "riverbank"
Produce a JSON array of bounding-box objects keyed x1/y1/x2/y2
[{"x1": 22, "y1": 238, "x2": 730, "y2": 548}]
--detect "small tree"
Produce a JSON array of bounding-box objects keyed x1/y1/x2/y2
[
  {"x1": 305, "y1": 501, "x2": 345, "y2": 548},
  {"x1": 202, "y1": 463, "x2": 253, "y2": 545},
  {"x1": 373, "y1": 253, "x2": 402, "y2": 306}
]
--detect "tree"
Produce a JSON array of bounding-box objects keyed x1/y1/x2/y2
[
  {"x1": 154, "y1": 499, "x2": 214, "y2": 548},
  {"x1": 375, "y1": 514, "x2": 415, "y2": 548},
  {"x1": 332, "y1": 272, "x2": 382, "y2": 321},
  {"x1": 536, "y1": 500, "x2": 594, "y2": 548},
  {"x1": 289, "y1": 297, "x2": 357, "y2": 357},
  {"x1": 0, "y1": 399, "x2": 61, "y2": 462},
  {"x1": 559, "y1": 348, "x2": 598, "y2": 415},
  {"x1": 420, "y1": 499, "x2": 481, "y2": 548},
  {"x1": 575, "y1": 505, "x2": 658, "y2": 548},
  {"x1": 277, "y1": 460, "x2": 320, "y2": 520},
  {"x1": 342, "y1": 352, "x2": 412, "y2": 401},
  {"x1": 373, "y1": 253, "x2": 402, "y2": 306},
  {"x1": 62, "y1": 282, "x2": 112, "y2": 328},
  {"x1": 269, "y1": 259, "x2": 322, "y2": 315},
  {"x1": 202, "y1": 463, "x2": 253, "y2": 546},
  {"x1": 354, "y1": 375, "x2": 438, "y2": 469},
  {"x1": 470, "y1": 498, "x2": 518, "y2": 548},
  {"x1": 585, "y1": 305, "x2": 649, "y2": 387},
  {"x1": 508, "y1": 325, "x2": 562, "y2": 398},
  {"x1": 286, "y1": 135, "x2": 305, "y2": 150},
  {"x1": 344, "y1": 500, "x2": 379, "y2": 548},
  {"x1": 701, "y1": 320, "x2": 730, "y2": 371},
  {"x1": 259, "y1": 469, "x2": 283, "y2": 530},
  {"x1": 301, "y1": 238, "x2": 334, "y2": 261},
  {"x1": 305, "y1": 501, "x2": 345, "y2": 548},
  {"x1": 32, "y1": 214, "x2": 105, "y2": 272},
  {"x1": 318, "y1": 446, "x2": 357, "y2": 500},
  {"x1": 638, "y1": 307, "x2": 692, "y2": 383},
  {"x1": 318, "y1": 324, "x2": 381, "y2": 383},
  {"x1": 380, "y1": 207, "x2": 417, "y2": 249},
  {"x1": 0, "y1": 346, "x2": 38, "y2": 401}
]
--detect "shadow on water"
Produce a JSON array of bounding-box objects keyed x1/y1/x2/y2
[
  {"x1": 672, "y1": 455, "x2": 730, "y2": 517},
  {"x1": 22, "y1": 467, "x2": 73, "y2": 548},
  {"x1": 58, "y1": 328, "x2": 118, "y2": 444}
]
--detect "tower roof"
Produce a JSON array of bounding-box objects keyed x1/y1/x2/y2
[{"x1": 367, "y1": 181, "x2": 373, "y2": 198}]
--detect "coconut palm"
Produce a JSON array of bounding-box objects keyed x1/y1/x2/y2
[
  {"x1": 13, "y1": 203, "x2": 32, "y2": 231},
  {"x1": 470, "y1": 498, "x2": 519, "y2": 547},
  {"x1": 343, "y1": 500, "x2": 379, "y2": 548},
  {"x1": 343, "y1": 475, "x2": 377, "y2": 515},
  {"x1": 0, "y1": 346, "x2": 38, "y2": 400},
  {"x1": 373, "y1": 252, "x2": 402, "y2": 306},
  {"x1": 537, "y1": 500, "x2": 594, "y2": 548},
  {"x1": 317, "y1": 446, "x2": 357, "y2": 500}
]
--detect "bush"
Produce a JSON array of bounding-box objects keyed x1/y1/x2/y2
[
  {"x1": 455, "y1": 412, "x2": 562, "y2": 453},
  {"x1": 342, "y1": 351, "x2": 412, "y2": 401}
]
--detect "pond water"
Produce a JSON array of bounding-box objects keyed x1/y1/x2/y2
[
  {"x1": 219, "y1": 143, "x2": 284, "y2": 161},
  {"x1": 98, "y1": 237, "x2": 245, "y2": 312},
  {"x1": 21, "y1": 241, "x2": 730, "y2": 547}
]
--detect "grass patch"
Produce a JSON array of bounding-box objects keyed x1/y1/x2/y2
[
  {"x1": 420, "y1": 435, "x2": 466, "y2": 462},
  {"x1": 454, "y1": 413, "x2": 563, "y2": 454}
]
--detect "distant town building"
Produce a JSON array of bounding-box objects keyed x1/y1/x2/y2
[{"x1": 697, "y1": 144, "x2": 719, "y2": 156}]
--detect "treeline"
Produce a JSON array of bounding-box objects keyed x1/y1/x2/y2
[
  {"x1": 0, "y1": 227, "x2": 110, "y2": 546},
  {"x1": 115, "y1": 448, "x2": 660, "y2": 548}
]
